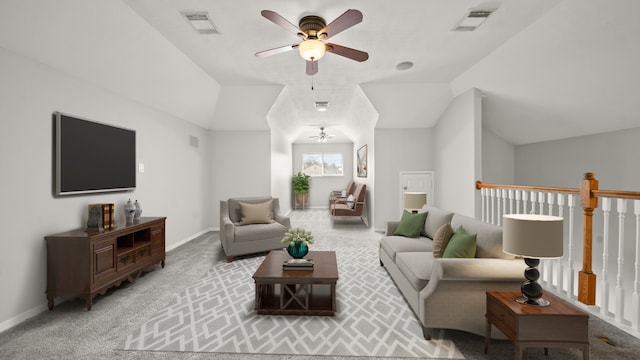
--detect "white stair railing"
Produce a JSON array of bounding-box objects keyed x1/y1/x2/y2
[{"x1": 476, "y1": 177, "x2": 640, "y2": 339}]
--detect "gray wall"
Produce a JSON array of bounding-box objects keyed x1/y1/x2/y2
[
  {"x1": 210, "y1": 130, "x2": 271, "y2": 226},
  {"x1": 291, "y1": 143, "x2": 354, "y2": 209},
  {"x1": 433, "y1": 88, "x2": 482, "y2": 217},
  {"x1": 373, "y1": 128, "x2": 433, "y2": 230},
  {"x1": 482, "y1": 128, "x2": 515, "y2": 185},
  {"x1": 0, "y1": 47, "x2": 213, "y2": 330},
  {"x1": 516, "y1": 127, "x2": 640, "y2": 190}
]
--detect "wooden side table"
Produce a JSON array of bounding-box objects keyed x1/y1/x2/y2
[{"x1": 485, "y1": 291, "x2": 589, "y2": 360}]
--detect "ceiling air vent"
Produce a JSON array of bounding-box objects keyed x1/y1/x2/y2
[
  {"x1": 183, "y1": 12, "x2": 220, "y2": 34},
  {"x1": 452, "y1": 10, "x2": 493, "y2": 31}
]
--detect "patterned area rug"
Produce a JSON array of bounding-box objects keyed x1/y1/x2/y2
[{"x1": 122, "y1": 210, "x2": 463, "y2": 358}]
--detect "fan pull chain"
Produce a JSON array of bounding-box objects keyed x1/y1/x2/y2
[{"x1": 311, "y1": 75, "x2": 315, "y2": 91}]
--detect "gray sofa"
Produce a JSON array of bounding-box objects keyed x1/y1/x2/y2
[
  {"x1": 379, "y1": 205, "x2": 525, "y2": 339},
  {"x1": 220, "y1": 196, "x2": 291, "y2": 262}
]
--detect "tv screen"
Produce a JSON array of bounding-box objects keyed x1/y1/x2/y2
[{"x1": 54, "y1": 112, "x2": 136, "y2": 196}]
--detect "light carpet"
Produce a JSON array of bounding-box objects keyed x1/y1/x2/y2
[{"x1": 122, "y1": 211, "x2": 463, "y2": 358}]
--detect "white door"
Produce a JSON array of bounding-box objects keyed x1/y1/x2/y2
[{"x1": 399, "y1": 171, "x2": 434, "y2": 211}]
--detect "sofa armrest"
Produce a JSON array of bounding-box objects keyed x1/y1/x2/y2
[
  {"x1": 385, "y1": 221, "x2": 400, "y2": 236},
  {"x1": 421, "y1": 258, "x2": 525, "y2": 298},
  {"x1": 221, "y1": 216, "x2": 235, "y2": 249},
  {"x1": 275, "y1": 212, "x2": 291, "y2": 229}
]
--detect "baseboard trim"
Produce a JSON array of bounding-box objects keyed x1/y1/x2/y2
[
  {"x1": 0, "y1": 303, "x2": 49, "y2": 334},
  {"x1": 0, "y1": 227, "x2": 216, "y2": 335},
  {"x1": 166, "y1": 227, "x2": 215, "y2": 252}
]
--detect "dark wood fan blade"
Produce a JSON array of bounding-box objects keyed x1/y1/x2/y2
[
  {"x1": 320, "y1": 9, "x2": 363, "y2": 39},
  {"x1": 255, "y1": 44, "x2": 298, "y2": 58},
  {"x1": 261, "y1": 10, "x2": 302, "y2": 36},
  {"x1": 306, "y1": 60, "x2": 318, "y2": 75},
  {"x1": 326, "y1": 43, "x2": 369, "y2": 62}
]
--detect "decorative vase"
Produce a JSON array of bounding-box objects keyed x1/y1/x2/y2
[
  {"x1": 287, "y1": 242, "x2": 309, "y2": 259},
  {"x1": 134, "y1": 200, "x2": 142, "y2": 221},
  {"x1": 124, "y1": 199, "x2": 135, "y2": 223}
]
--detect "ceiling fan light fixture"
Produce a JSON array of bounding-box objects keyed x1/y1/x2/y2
[{"x1": 298, "y1": 39, "x2": 326, "y2": 61}]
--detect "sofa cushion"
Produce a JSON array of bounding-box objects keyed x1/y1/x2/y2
[
  {"x1": 451, "y1": 214, "x2": 513, "y2": 259},
  {"x1": 396, "y1": 252, "x2": 435, "y2": 292},
  {"x1": 394, "y1": 210, "x2": 429, "y2": 238},
  {"x1": 228, "y1": 197, "x2": 273, "y2": 224},
  {"x1": 432, "y1": 223, "x2": 454, "y2": 258},
  {"x1": 239, "y1": 200, "x2": 273, "y2": 225},
  {"x1": 442, "y1": 226, "x2": 477, "y2": 258},
  {"x1": 234, "y1": 222, "x2": 287, "y2": 243},
  {"x1": 421, "y1": 205, "x2": 455, "y2": 238},
  {"x1": 380, "y1": 236, "x2": 433, "y2": 261}
]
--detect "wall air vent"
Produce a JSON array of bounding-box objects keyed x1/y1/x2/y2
[
  {"x1": 183, "y1": 12, "x2": 221, "y2": 34},
  {"x1": 452, "y1": 10, "x2": 493, "y2": 31}
]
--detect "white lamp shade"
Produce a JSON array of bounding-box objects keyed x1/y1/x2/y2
[
  {"x1": 298, "y1": 39, "x2": 326, "y2": 61},
  {"x1": 403, "y1": 192, "x2": 427, "y2": 210},
  {"x1": 503, "y1": 214, "x2": 564, "y2": 258}
]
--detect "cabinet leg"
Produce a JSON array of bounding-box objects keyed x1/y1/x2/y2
[
  {"x1": 86, "y1": 299, "x2": 93, "y2": 311},
  {"x1": 161, "y1": 259, "x2": 165, "y2": 268},
  {"x1": 48, "y1": 297, "x2": 54, "y2": 310}
]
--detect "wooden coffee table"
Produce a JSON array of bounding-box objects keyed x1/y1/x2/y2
[{"x1": 252, "y1": 250, "x2": 338, "y2": 315}]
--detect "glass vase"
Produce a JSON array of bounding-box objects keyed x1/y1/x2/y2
[{"x1": 287, "y1": 242, "x2": 309, "y2": 259}]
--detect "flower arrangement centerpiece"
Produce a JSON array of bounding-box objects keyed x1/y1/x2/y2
[{"x1": 282, "y1": 228, "x2": 314, "y2": 259}]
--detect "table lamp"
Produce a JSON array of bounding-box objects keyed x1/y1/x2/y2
[
  {"x1": 403, "y1": 192, "x2": 427, "y2": 213},
  {"x1": 503, "y1": 214, "x2": 564, "y2": 306}
]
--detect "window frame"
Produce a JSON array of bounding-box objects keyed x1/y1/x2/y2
[{"x1": 302, "y1": 153, "x2": 344, "y2": 177}]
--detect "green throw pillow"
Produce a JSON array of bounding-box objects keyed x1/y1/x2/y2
[
  {"x1": 442, "y1": 226, "x2": 477, "y2": 258},
  {"x1": 394, "y1": 210, "x2": 428, "y2": 238}
]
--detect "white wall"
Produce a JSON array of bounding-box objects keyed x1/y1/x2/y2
[
  {"x1": 374, "y1": 128, "x2": 434, "y2": 230},
  {"x1": 210, "y1": 130, "x2": 271, "y2": 226},
  {"x1": 271, "y1": 129, "x2": 293, "y2": 214},
  {"x1": 0, "y1": 47, "x2": 213, "y2": 331},
  {"x1": 433, "y1": 88, "x2": 482, "y2": 217},
  {"x1": 482, "y1": 128, "x2": 515, "y2": 185},
  {"x1": 292, "y1": 143, "x2": 353, "y2": 209}
]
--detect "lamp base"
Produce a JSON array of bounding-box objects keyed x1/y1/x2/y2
[{"x1": 515, "y1": 295, "x2": 550, "y2": 307}]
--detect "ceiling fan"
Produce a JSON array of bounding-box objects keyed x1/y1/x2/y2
[
  {"x1": 309, "y1": 127, "x2": 336, "y2": 142},
  {"x1": 255, "y1": 9, "x2": 369, "y2": 75}
]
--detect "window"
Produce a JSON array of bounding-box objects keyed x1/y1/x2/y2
[{"x1": 302, "y1": 153, "x2": 343, "y2": 176}]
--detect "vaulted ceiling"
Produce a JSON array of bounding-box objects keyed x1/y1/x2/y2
[{"x1": 1, "y1": 0, "x2": 639, "y2": 145}]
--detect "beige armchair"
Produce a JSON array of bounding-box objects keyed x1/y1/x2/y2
[{"x1": 220, "y1": 196, "x2": 291, "y2": 262}]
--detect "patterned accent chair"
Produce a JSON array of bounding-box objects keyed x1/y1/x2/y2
[
  {"x1": 330, "y1": 183, "x2": 368, "y2": 227},
  {"x1": 220, "y1": 196, "x2": 291, "y2": 262}
]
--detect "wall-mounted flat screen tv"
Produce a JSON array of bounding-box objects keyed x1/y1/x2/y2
[{"x1": 54, "y1": 112, "x2": 136, "y2": 196}]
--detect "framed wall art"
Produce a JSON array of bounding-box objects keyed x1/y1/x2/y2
[{"x1": 357, "y1": 144, "x2": 367, "y2": 178}]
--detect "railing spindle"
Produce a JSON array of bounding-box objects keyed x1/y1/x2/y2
[
  {"x1": 633, "y1": 200, "x2": 640, "y2": 330},
  {"x1": 567, "y1": 194, "x2": 576, "y2": 299},
  {"x1": 616, "y1": 198, "x2": 627, "y2": 323},
  {"x1": 600, "y1": 198, "x2": 612, "y2": 316}
]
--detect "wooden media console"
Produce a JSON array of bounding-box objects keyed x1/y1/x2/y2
[{"x1": 45, "y1": 217, "x2": 166, "y2": 310}]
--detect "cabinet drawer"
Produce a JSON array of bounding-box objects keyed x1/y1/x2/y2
[
  {"x1": 116, "y1": 250, "x2": 136, "y2": 272},
  {"x1": 135, "y1": 244, "x2": 152, "y2": 264}
]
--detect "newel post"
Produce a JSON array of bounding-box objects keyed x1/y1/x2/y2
[{"x1": 579, "y1": 172, "x2": 598, "y2": 305}]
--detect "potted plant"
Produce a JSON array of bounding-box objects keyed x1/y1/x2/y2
[{"x1": 292, "y1": 172, "x2": 310, "y2": 207}]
